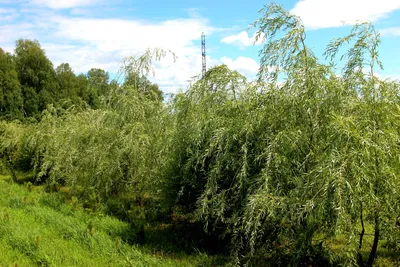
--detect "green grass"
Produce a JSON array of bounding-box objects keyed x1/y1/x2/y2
[
  {"x1": 325, "y1": 233, "x2": 400, "y2": 267},
  {"x1": 0, "y1": 174, "x2": 225, "y2": 266},
  {"x1": 1, "y1": 170, "x2": 397, "y2": 267}
]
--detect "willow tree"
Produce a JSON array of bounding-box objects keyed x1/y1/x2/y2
[
  {"x1": 167, "y1": 3, "x2": 400, "y2": 266},
  {"x1": 240, "y1": 6, "x2": 400, "y2": 266},
  {"x1": 27, "y1": 48, "x2": 174, "y2": 215},
  {"x1": 0, "y1": 121, "x2": 32, "y2": 182},
  {"x1": 324, "y1": 23, "x2": 400, "y2": 266},
  {"x1": 240, "y1": 5, "x2": 400, "y2": 266},
  {"x1": 163, "y1": 64, "x2": 248, "y2": 212}
]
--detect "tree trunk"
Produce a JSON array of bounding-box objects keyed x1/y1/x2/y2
[
  {"x1": 359, "y1": 205, "x2": 365, "y2": 250},
  {"x1": 367, "y1": 211, "x2": 379, "y2": 267},
  {"x1": 358, "y1": 205, "x2": 365, "y2": 266}
]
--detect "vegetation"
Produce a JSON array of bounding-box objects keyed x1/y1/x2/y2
[
  {"x1": 0, "y1": 3, "x2": 399, "y2": 266},
  {"x1": 0, "y1": 174, "x2": 226, "y2": 266}
]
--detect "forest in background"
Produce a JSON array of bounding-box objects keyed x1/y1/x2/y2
[
  {"x1": 1, "y1": 4, "x2": 400, "y2": 266},
  {"x1": 0, "y1": 39, "x2": 163, "y2": 121}
]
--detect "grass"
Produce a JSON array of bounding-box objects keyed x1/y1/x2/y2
[
  {"x1": 0, "y1": 173, "x2": 227, "y2": 266},
  {"x1": 0, "y1": 169, "x2": 398, "y2": 267},
  {"x1": 325, "y1": 232, "x2": 400, "y2": 267}
]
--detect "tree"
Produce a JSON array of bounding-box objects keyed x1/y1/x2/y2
[
  {"x1": 164, "y1": 4, "x2": 400, "y2": 266},
  {"x1": 80, "y1": 68, "x2": 111, "y2": 109},
  {"x1": 75, "y1": 73, "x2": 90, "y2": 104},
  {"x1": 14, "y1": 39, "x2": 58, "y2": 118},
  {"x1": 87, "y1": 68, "x2": 109, "y2": 94},
  {"x1": 0, "y1": 48, "x2": 23, "y2": 120},
  {"x1": 56, "y1": 63, "x2": 76, "y2": 99},
  {"x1": 325, "y1": 23, "x2": 400, "y2": 267},
  {"x1": 163, "y1": 64, "x2": 248, "y2": 222},
  {"x1": 27, "y1": 48, "x2": 173, "y2": 230},
  {"x1": 119, "y1": 48, "x2": 176, "y2": 102},
  {"x1": 124, "y1": 72, "x2": 163, "y2": 102}
]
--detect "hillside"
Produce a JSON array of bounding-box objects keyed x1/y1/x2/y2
[{"x1": 0, "y1": 174, "x2": 222, "y2": 267}]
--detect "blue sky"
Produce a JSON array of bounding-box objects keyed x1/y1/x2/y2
[{"x1": 1, "y1": 0, "x2": 400, "y2": 93}]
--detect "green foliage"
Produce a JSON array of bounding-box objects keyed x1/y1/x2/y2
[
  {"x1": 86, "y1": 68, "x2": 110, "y2": 108},
  {"x1": 0, "y1": 121, "x2": 34, "y2": 180},
  {"x1": 119, "y1": 48, "x2": 175, "y2": 102},
  {"x1": 0, "y1": 48, "x2": 23, "y2": 120},
  {"x1": 163, "y1": 4, "x2": 400, "y2": 266},
  {"x1": 0, "y1": 40, "x2": 118, "y2": 120},
  {"x1": 324, "y1": 23, "x2": 400, "y2": 266},
  {"x1": 251, "y1": 3, "x2": 316, "y2": 82},
  {"x1": 0, "y1": 176, "x2": 214, "y2": 266},
  {"x1": 124, "y1": 72, "x2": 163, "y2": 102},
  {"x1": 0, "y1": 4, "x2": 399, "y2": 266},
  {"x1": 55, "y1": 63, "x2": 82, "y2": 107},
  {"x1": 23, "y1": 49, "x2": 174, "y2": 234},
  {"x1": 163, "y1": 64, "x2": 248, "y2": 213},
  {"x1": 14, "y1": 39, "x2": 58, "y2": 118}
]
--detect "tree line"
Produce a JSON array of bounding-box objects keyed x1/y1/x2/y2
[{"x1": 0, "y1": 39, "x2": 162, "y2": 121}]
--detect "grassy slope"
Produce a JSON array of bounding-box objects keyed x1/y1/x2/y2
[
  {"x1": 0, "y1": 170, "x2": 397, "y2": 267},
  {"x1": 0, "y1": 175, "x2": 218, "y2": 267}
]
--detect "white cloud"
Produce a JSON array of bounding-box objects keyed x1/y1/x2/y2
[
  {"x1": 387, "y1": 75, "x2": 400, "y2": 81},
  {"x1": 380, "y1": 27, "x2": 400, "y2": 36},
  {"x1": 221, "y1": 31, "x2": 264, "y2": 48},
  {"x1": 220, "y1": 56, "x2": 259, "y2": 77},
  {"x1": 0, "y1": 8, "x2": 19, "y2": 21},
  {"x1": 291, "y1": 0, "x2": 400, "y2": 29},
  {"x1": 0, "y1": 0, "x2": 23, "y2": 3},
  {"x1": 30, "y1": 0, "x2": 100, "y2": 9},
  {"x1": 0, "y1": 23, "x2": 38, "y2": 43},
  {"x1": 0, "y1": 19, "x2": 211, "y2": 94},
  {"x1": 55, "y1": 17, "x2": 213, "y2": 53},
  {"x1": 0, "y1": 1, "x2": 224, "y2": 94},
  {"x1": 374, "y1": 71, "x2": 400, "y2": 81},
  {"x1": 0, "y1": 8, "x2": 13, "y2": 13},
  {"x1": 43, "y1": 16, "x2": 217, "y2": 93},
  {"x1": 0, "y1": 4, "x2": 258, "y2": 94}
]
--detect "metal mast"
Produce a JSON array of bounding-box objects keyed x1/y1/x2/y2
[{"x1": 201, "y1": 32, "x2": 206, "y2": 77}]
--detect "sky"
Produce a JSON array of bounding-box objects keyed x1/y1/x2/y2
[{"x1": 1, "y1": 0, "x2": 400, "y2": 93}]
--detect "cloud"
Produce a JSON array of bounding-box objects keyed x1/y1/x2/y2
[
  {"x1": 387, "y1": 75, "x2": 400, "y2": 81},
  {"x1": 373, "y1": 70, "x2": 400, "y2": 81},
  {"x1": 0, "y1": 0, "x2": 23, "y2": 3},
  {"x1": 291, "y1": 0, "x2": 400, "y2": 29},
  {"x1": 0, "y1": 23, "x2": 38, "y2": 43},
  {"x1": 221, "y1": 31, "x2": 264, "y2": 48},
  {"x1": 55, "y1": 17, "x2": 214, "y2": 53},
  {"x1": 0, "y1": 3, "x2": 257, "y2": 94},
  {"x1": 44, "y1": 16, "x2": 217, "y2": 93},
  {"x1": 0, "y1": 8, "x2": 14, "y2": 13},
  {"x1": 380, "y1": 27, "x2": 400, "y2": 36},
  {"x1": 0, "y1": 8, "x2": 19, "y2": 21},
  {"x1": 0, "y1": 0, "x2": 222, "y2": 94},
  {"x1": 30, "y1": 0, "x2": 100, "y2": 9},
  {"x1": 0, "y1": 17, "x2": 212, "y2": 94},
  {"x1": 220, "y1": 56, "x2": 259, "y2": 77}
]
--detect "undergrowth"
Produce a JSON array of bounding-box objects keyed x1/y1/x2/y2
[{"x1": 0, "y1": 174, "x2": 228, "y2": 266}]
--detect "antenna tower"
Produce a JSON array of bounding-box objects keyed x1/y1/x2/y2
[{"x1": 201, "y1": 32, "x2": 206, "y2": 77}]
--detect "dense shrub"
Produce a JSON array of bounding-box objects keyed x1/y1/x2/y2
[{"x1": 0, "y1": 121, "x2": 35, "y2": 180}]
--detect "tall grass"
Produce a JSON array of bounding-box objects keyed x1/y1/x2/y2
[{"x1": 0, "y1": 175, "x2": 226, "y2": 266}]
